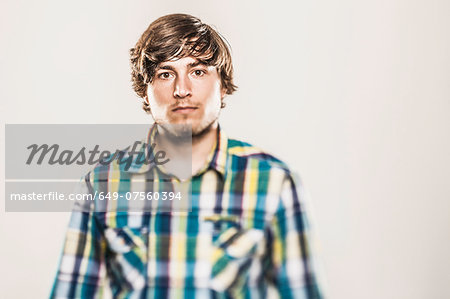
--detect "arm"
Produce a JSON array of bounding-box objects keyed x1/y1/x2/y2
[
  {"x1": 50, "y1": 180, "x2": 107, "y2": 299},
  {"x1": 266, "y1": 174, "x2": 325, "y2": 299}
]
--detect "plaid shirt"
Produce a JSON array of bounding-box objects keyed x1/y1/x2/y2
[{"x1": 50, "y1": 125, "x2": 324, "y2": 299}]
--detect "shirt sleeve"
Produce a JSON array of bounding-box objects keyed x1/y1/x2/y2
[
  {"x1": 266, "y1": 173, "x2": 326, "y2": 299},
  {"x1": 50, "y1": 179, "x2": 107, "y2": 299}
]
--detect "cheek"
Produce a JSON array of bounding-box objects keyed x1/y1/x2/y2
[
  {"x1": 147, "y1": 84, "x2": 173, "y2": 109},
  {"x1": 149, "y1": 84, "x2": 170, "y2": 103},
  {"x1": 195, "y1": 79, "x2": 222, "y2": 101},
  {"x1": 146, "y1": 86, "x2": 171, "y2": 119},
  {"x1": 202, "y1": 83, "x2": 222, "y2": 114}
]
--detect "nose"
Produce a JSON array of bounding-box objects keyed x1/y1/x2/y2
[{"x1": 173, "y1": 74, "x2": 192, "y2": 98}]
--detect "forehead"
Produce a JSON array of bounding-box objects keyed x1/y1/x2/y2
[{"x1": 157, "y1": 56, "x2": 212, "y2": 69}]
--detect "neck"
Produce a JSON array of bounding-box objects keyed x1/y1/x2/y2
[
  {"x1": 153, "y1": 122, "x2": 219, "y2": 178},
  {"x1": 191, "y1": 122, "x2": 218, "y2": 175}
]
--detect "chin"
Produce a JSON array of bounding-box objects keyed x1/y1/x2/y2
[
  {"x1": 192, "y1": 120, "x2": 218, "y2": 137},
  {"x1": 160, "y1": 117, "x2": 216, "y2": 137}
]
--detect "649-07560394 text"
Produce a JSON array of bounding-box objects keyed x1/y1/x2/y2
[{"x1": 9, "y1": 191, "x2": 182, "y2": 201}]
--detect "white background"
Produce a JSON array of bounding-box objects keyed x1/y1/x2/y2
[{"x1": 1, "y1": 0, "x2": 449, "y2": 298}]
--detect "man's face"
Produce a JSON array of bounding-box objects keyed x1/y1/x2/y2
[{"x1": 146, "y1": 56, "x2": 225, "y2": 136}]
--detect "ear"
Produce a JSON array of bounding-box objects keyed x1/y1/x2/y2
[
  {"x1": 143, "y1": 96, "x2": 153, "y2": 115},
  {"x1": 220, "y1": 87, "x2": 227, "y2": 99}
]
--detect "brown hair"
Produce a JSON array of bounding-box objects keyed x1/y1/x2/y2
[{"x1": 130, "y1": 14, "x2": 237, "y2": 113}]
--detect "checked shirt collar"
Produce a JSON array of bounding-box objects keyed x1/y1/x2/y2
[{"x1": 125, "y1": 123, "x2": 229, "y2": 179}]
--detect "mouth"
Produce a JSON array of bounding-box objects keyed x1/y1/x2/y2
[{"x1": 172, "y1": 106, "x2": 199, "y2": 114}]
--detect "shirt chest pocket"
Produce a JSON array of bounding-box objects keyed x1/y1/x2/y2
[
  {"x1": 206, "y1": 217, "x2": 266, "y2": 293},
  {"x1": 104, "y1": 226, "x2": 149, "y2": 290},
  {"x1": 105, "y1": 227, "x2": 148, "y2": 257}
]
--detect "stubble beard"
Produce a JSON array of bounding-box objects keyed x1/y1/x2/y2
[
  {"x1": 191, "y1": 117, "x2": 218, "y2": 140},
  {"x1": 156, "y1": 116, "x2": 218, "y2": 144}
]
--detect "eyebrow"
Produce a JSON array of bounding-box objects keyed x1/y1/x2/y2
[
  {"x1": 187, "y1": 61, "x2": 208, "y2": 68},
  {"x1": 156, "y1": 61, "x2": 208, "y2": 72},
  {"x1": 157, "y1": 65, "x2": 175, "y2": 71}
]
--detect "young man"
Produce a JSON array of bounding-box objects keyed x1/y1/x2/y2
[{"x1": 51, "y1": 13, "x2": 324, "y2": 298}]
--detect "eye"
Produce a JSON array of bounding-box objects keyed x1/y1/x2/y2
[
  {"x1": 157, "y1": 72, "x2": 173, "y2": 79},
  {"x1": 192, "y1": 69, "x2": 206, "y2": 77}
]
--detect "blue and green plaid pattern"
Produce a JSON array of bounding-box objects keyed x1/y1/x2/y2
[{"x1": 50, "y1": 125, "x2": 324, "y2": 298}]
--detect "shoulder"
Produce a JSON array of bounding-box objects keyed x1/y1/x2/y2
[
  {"x1": 226, "y1": 138, "x2": 304, "y2": 215},
  {"x1": 226, "y1": 137, "x2": 294, "y2": 176}
]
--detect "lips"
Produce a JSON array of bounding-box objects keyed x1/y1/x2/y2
[{"x1": 172, "y1": 106, "x2": 198, "y2": 113}]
